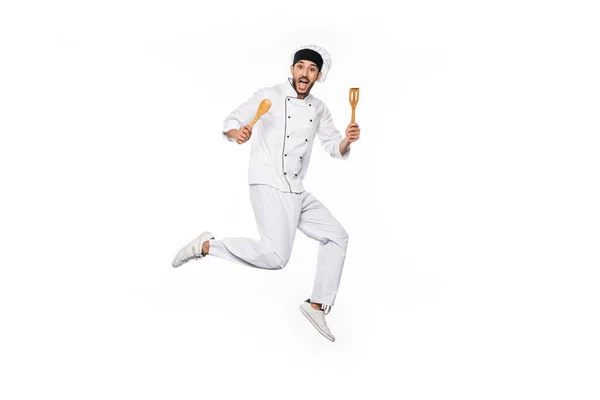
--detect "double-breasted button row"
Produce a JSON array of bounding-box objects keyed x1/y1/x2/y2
[
  {"x1": 288, "y1": 116, "x2": 313, "y2": 121},
  {"x1": 286, "y1": 98, "x2": 311, "y2": 106},
  {"x1": 286, "y1": 135, "x2": 310, "y2": 141}
]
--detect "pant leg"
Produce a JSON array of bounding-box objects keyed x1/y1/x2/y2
[
  {"x1": 209, "y1": 184, "x2": 302, "y2": 270},
  {"x1": 297, "y1": 192, "x2": 349, "y2": 307}
]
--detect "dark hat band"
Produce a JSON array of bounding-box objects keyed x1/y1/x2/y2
[{"x1": 292, "y1": 49, "x2": 323, "y2": 71}]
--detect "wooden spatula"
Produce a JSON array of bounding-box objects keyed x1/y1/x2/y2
[
  {"x1": 350, "y1": 88, "x2": 359, "y2": 123},
  {"x1": 238, "y1": 98, "x2": 272, "y2": 144},
  {"x1": 349, "y1": 88, "x2": 359, "y2": 123}
]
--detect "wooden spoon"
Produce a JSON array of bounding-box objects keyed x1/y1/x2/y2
[
  {"x1": 238, "y1": 98, "x2": 272, "y2": 144},
  {"x1": 349, "y1": 88, "x2": 360, "y2": 123}
]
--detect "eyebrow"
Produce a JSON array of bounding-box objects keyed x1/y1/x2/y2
[{"x1": 297, "y1": 61, "x2": 318, "y2": 69}]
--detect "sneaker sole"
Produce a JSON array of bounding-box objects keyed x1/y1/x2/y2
[
  {"x1": 299, "y1": 305, "x2": 335, "y2": 342},
  {"x1": 172, "y1": 231, "x2": 214, "y2": 268}
]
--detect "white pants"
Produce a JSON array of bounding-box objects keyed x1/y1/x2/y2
[{"x1": 209, "y1": 184, "x2": 349, "y2": 307}]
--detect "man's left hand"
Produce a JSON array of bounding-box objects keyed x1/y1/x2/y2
[{"x1": 345, "y1": 123, "x2": 360, "y2": 143}]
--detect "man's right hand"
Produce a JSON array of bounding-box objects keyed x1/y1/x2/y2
[{"x1": 228, "y1": 125, "x2": 253, "y2": 144}]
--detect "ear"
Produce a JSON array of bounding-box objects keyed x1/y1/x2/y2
[
  {"x1": 317, "y1": 71, "x2": 322, "y2": 81},
  {"x1": 290, "y1": 65, "x2": 294, "y2": 75}
]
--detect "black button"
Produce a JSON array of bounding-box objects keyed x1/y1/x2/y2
[
  {"x1": 310, "y1": 119, "x2": 312, "y2": 122},
  {"x1": 284, "y1": 172, "x2": 287, "y2": 175},
  {"x1": 287, "y1": 135, "x2": 290, "y2": 138},
  {"x1": 287, "y1": 98, "x2": 290, "y2": 101},
  {"x1": 288, "y1": 116, "x2": 290, "y2": 118},
  {"x1": 294, "y1": 174, "x2": 298, "y2": 176},
  {"x1": 285, "y1": 154, "x2": 287, "y2": 156},
  {"x1": 305, "y1": 139, "x2": 308, "y2": 142},
  {"x1": 300, "y1": 156, "x2": 303, "y2": 159},
  {"x1": 309, "y1": 104, "x2": 311, "y2": 106}
]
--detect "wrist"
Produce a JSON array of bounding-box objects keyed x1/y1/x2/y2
[{"x1": 226, "y1": 129, "x2": 238, "y2": 138}]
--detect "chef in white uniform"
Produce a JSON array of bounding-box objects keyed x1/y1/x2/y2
[{"x1": 172, "y1": 44, "x2": 361, "y2": 342}]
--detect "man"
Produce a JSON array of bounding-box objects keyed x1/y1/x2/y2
[{"x1": 171, "y1": 44, "x2": 360, "y2": 342}]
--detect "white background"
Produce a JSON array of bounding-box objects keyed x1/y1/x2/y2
[{"x1": 1, "y1": 1, "x2": 599, "y2": 399}]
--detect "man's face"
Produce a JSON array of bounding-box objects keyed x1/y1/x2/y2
[{"x1": 290, "y1": 60, "x2": 322, "y2": 98}]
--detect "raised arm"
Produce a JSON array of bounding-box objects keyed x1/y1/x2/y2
[{"x1": 222, "y1": 89, "x2": 265, "y2": 143}]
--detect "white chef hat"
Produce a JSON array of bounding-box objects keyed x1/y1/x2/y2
[{"x1": 290, "y1": 44, "x2": 332, "y2": 83}]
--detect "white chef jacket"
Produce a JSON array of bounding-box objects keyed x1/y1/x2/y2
[{"x1": 222, "y1": 78, "x2": 350, "y2": 193}]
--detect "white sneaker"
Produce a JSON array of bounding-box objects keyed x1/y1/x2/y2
[
  {"x1": 171, "y1": 231, "x2": 214, "y2": 268},
  {"x1": 299, "y1": 300, "x2": 335, "y2": 342}
]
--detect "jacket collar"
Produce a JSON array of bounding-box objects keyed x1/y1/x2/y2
[{"x1": 283, "y1": 78, "x2": 313, "y2": 103}]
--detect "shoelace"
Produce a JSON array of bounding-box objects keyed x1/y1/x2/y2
[{"x1": 320, "y1": 307, "x2": 332, "y2": 333}]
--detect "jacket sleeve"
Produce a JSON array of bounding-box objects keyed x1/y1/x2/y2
[
  {"x1": 222, "y1": 89, "x2": 265, "y2": 142},
  {"x1": 316, "y1": 103, "x2": 350, "y2": 160}
]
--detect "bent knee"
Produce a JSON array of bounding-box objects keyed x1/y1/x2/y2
[
  {"x1": 323, "y1": 229, "x2": 349, "y2": 249},
  {"x1": 272, "y1": 251, "x2": 290, "y2": 270},
  {"x1": 338, "y1": 225, "x2": 349, "y2": 244},
  {"x1": 340, "y1": 230, "x2": 349, "y2": 248}
]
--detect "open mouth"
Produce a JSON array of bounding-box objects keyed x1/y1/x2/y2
[{"x1": 297, "y1": 78, "x2": 309, "y2": 91}]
